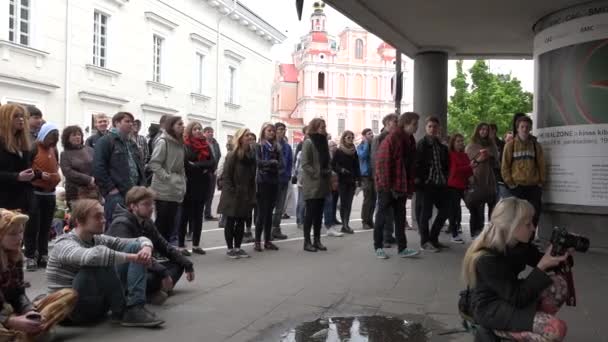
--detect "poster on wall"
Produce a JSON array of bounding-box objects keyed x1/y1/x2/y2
[{"x1": 534, "y1": 12, "x2": 608, "y2": 206}]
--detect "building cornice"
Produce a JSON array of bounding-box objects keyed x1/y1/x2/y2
[
  {"x1": 141, "y1": 103, "x2": 179, "y2": 115},
  {"x1": 221, "y1": 120, "x2": 244, "y2": 129},
  {"x1": 190, "y1": 33, "x2": 216, "y2": 49},
  {"x1": 224, "y1": 49, "x2": 245, "y2": 62},
  {"x1": 187, "y1": 113, "x2": 216, "y2": 122},
  {"x1": 298, "y1": 61, "x2": 400, "y2": 73},
  {"x1": 85, "y1": 64, "x2": 122, "y2": 78},
  {"x1": 78, "y1": 91, "x2": 129, "y2": 106},
  {"x1": 145, "y1": 11, "x2": 178, "y2": 31},
  {"x1": 103, "y1": 0, "x2": 129, "y2": 7},
  {"x1": 296, "y1": 96, "x2": 405, "y2": 106},
  {"x1": 0, "y1": 73, "x2": 59, "y2": 93},
  {"x1": 203, "y1": 0, "x2": 287, "y2": 45}
]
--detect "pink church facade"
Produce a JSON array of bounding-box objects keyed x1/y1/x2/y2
[{"x1": 271, "y1": 1, "x2": 410, "y2": 143}]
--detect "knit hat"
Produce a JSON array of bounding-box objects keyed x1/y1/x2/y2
[
  {"x1": 0, "y1": 209, "x2": 29, "y2": 238},
  {"x1": 37, "y1": 122, "x2": 59, "y2": 142}
]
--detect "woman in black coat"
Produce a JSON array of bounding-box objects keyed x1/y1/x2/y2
[
  {"x1": 179, "y1": 122, "x2": 214, "y2": 255},
  {"x1": 331, "y1": 131, "x2": 360, "y2": 234},
  {"x1": 462, "y1": 198, "x2": 572, "y2": 341},
  {"x1": 0, "y1": 104, "x2": 35, "y2": 212},
  {"x1": 217, "y1": 128, "x2": 257, "y2": 259}
]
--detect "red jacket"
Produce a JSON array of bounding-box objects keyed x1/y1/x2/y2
[{"x1": 447, "y1": 151, "x2": 473, "y2": 190}]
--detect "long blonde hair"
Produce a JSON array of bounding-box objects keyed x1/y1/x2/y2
[
  {"x1": 461, "y1": 198, "x2": 535, "y2": 287},
  {"x1": 0, "y1": 209, "x2": 28, "y2": 271},
  {"x1": 232, "y1": 128, "x2": 251, "y2": 160},
  {"x1": 0, "y1": 104, "x2": 31, "y2": 153}
]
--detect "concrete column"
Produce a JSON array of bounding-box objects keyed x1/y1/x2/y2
[{"x1": 413, "y1": 51, "x2": 448, "y2": 140}]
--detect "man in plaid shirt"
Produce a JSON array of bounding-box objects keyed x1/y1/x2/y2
[{"x1": 373, "y1": 112, "x2": 420, "y2": 259}]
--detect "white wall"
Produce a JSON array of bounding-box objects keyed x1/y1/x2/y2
[{"x1": 0, "y1": 0, "x2": 280, "y2": 151}]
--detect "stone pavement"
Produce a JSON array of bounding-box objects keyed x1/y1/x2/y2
[{"x1": 24, "y1": 193, "x2": 607, "y2": 341}]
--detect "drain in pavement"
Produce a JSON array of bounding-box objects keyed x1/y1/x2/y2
[{"x1": 280, "y1": 315, "x2": 429, "y2": 341}]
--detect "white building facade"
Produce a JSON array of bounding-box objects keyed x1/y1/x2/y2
[{"x1": 0, "y1": 0, "x2": 285, "y2": 147}]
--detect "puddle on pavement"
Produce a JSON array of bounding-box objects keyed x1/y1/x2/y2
[{"x1": 280, "y1": 315, "x2": 429, "y2": 342}]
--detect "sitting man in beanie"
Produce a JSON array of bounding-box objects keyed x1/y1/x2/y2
[
  {"x1": 0, "y1": 209, "x2": 77, "y2": 341},
  {"x1": 106, "y1": 186, "x2": 195, "y2": 304}
]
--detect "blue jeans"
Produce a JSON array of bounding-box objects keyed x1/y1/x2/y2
[
  {"x1": 323, "y1": 192, "x2": 334, "y2": 226},
  {"x1": 115, "y1": 241, "x2": 148, "y2": 307},
  {"x1": 104, "y1": 193, "x2": 124, "y2": 230},
  {"x1": 296, "y1": 187, "x2": 305, "y2": 225}
]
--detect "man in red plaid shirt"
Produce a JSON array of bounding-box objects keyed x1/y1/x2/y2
[{"x1": 373, "y1": 112, "x2": 421, "y2": 259}]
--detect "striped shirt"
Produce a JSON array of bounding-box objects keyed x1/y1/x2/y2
[{"x1": 46, "y1": 231, "x2": 152, "y2": 292}]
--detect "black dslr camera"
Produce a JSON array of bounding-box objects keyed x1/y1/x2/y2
[{"x1": 550, "y1": 226, "x2": 590, "y2": 256}]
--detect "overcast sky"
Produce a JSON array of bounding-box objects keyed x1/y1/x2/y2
[{"x1": 240, "y1": 0, "x2": 534, "y2": 94}]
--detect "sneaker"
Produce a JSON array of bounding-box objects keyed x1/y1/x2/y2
[
  {"x1": 398, "y1": 248, "x2": 420, "y2": 258},
  {"x1": 361, "y1": 223, "x2": 373, "y2": 230},
  {"x1": 38, "y1": 255, "x2": 49, "y2": 268},
  {"x1": 253, "y1": 242, "x2": 263, "y2": 252},
  {"x1": 148, "y1": 290, "x2": 169, "y2": 306},
  {"x1": 236, "y1": 249, "x2": 250, "y2": 258},
  {"x1": 120, "y1": 305, "x2": 164, "y2": 328},
  {"x1": 340, "y1": 226, "x2": 354, "y2": 234},
  {"x1": 264, "y1": 241, "x2": 279, "y2": 251},
  {"x1": 192, "y1": 247, "x2": 206, "y2": 255},
  {"x1": 25, "y1": 258, "x2": 37, "y2": 272},
  {"x1": 227, "y1": 249, "x2": 239, "y2": 259},
  {"x1": 375, "y1": 248, "x2": 389, "y2": 259},
  {"x1": 433, "y1": 242, "x2": 450, "y2": 249},
  {"x1": 180, "y1": 248, "x2": 192, "y2": 256},
  {"x1": 282, "y1": 213, "x2": 290, "y2": 219},
  {"x1": 451, "y1": 235, "x2": 465, "y2": 244},
  {"x1": 327, "y1": 227, "x2": 344, "y2": 237},
  {"x1": 420, "y1": 242, "x2": 439, "y2": 253}
]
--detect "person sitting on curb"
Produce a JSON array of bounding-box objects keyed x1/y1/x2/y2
[
  {"x1": 107, "y1": 187, "x2": 195, "y2": 303},
  {"x1": 0, "y1": 209, "x2": 77, "y2": 342},
  {"x1": 46, "y1": 199, "x2": 163, "y2": 328}
]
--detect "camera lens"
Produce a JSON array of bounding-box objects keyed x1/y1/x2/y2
[{"x1": 574, "y1": 236, "x2": 590, "y2": 253}]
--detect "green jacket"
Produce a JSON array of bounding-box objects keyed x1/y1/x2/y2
[
  {"x1": 300, "y1": 139, "x2": 331, "y2": 200},
  {"x1": 149, "y1": 133, "x2": 186, "y2": 202}
]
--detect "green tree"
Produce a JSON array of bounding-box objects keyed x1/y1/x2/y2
[{"x1": 447, "y1": 60, "x2": 533, "y2": 140}]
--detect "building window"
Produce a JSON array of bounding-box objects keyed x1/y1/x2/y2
[
  {"x1": 227, "y1": 66, "x2": 237, "y2": 104},
  {"x1": 355, "y1": 39, "x2": 364, "y2": 59},
  {"x1": 338, "y1": 118, "x2": 345, "y2": 135},
  {"x1": 195, "y1": 52, "x2": 204, "y2": 94},
  {"x1": 318, "y1": 72, "x2": 325, "y2": 91},
  {"x1": 372, "y1": 120, "x2": 379, "y2": 134},
  {"x1": 152, "y1": 35, "x2": 163, "y2": 83},
  {"x1": 8, "y1": 0, "x2": 30, "y2": 46},
  {"x1": 93, "y1": 11, "x2": 108, "y2": 68}
]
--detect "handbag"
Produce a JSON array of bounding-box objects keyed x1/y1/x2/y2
[{"x1": 463, "y1": 175, "x2": 496, "y2": 208}]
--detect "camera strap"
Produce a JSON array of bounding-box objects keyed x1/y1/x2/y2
[{"x1": 561, "y1": 263, "x2": 577, "y2": 306}]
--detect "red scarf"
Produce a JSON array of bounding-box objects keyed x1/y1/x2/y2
[{"x1": 185, "y1": 136, "x2": 211, "y2": 161}]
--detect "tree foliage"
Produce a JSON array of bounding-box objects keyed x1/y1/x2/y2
[{"x1": 448, "y1": 60, "x2": 533, "y2": 140}]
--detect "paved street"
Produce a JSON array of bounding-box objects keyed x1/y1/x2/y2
[{"x1": 25, "y1": 193, "x2": 608, "y2": 341}]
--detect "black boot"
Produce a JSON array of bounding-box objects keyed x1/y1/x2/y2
[
  {"x1": 341, "y1": 224, "x2": 354, "y2": 234},
  {"x1": 304, "y1": 241, "x2": 317, "y2": 252},
  {"x1": 272, "y1": 227, "x2": 288, "y2": 240},
  {"x1": 313, "y1": 240, "x2": 327, "y2": 251}
]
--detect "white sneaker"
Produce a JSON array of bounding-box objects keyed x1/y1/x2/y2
[
  {"x1": 451, "y1": 234, "x2": 465, "y2": 244},
  {"x1": 327, "y1": 227, "x2": 344, "y2": 237}
]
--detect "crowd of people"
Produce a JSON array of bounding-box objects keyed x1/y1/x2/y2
[{"x1": 0, "y1": 101, "x2": 553, "y2": 340}]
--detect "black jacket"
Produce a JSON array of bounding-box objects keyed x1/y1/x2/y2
[
  {"x1": 93, "y1": 132, "x2": 145, "y2": 196},
  {"x1": 331, "y1": 149, "x2": 360, "y2": 185},
  {"x1": 106, "y1": 205, "x2": 194, "y2": 276},
  {"x1": 0, "y1": 142, "x2": 33, "y2": 211},
  {"x1": 184, "y1": 144, "x2": 214, "y2": 202},
  {"x1": 415, "y1": 136, "x2": 449, "y2": 189},
  {"x1": 85, "y1": 131, "x2": 105, "y2": 149},
  {"x1": 471, "y1": 243, "x2": 551, "y2": 332}
]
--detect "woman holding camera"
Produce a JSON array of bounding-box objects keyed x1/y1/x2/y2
[{"x1": 462, "y1": 198, "x2": 571, "y2": 341}]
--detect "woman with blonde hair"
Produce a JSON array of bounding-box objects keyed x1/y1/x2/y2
[
  {"x1": 331, "y1": 130, "x2": 360, "y2": 234},
  {"x1": 217, "y1": 128, "x2": 257, "y2": 259},
  {"x1": 462, "y1": 198, "x2": 572, "y2": 341},
  {"x1": 0, "y1": 209, "x2": 77, "y2": 341},
  {"x1": 253, "y1": 123, "x2": 282, "y2": 252},
  {"x1": 0, "y1": 104, "x2": 35, "y2": 213}
]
